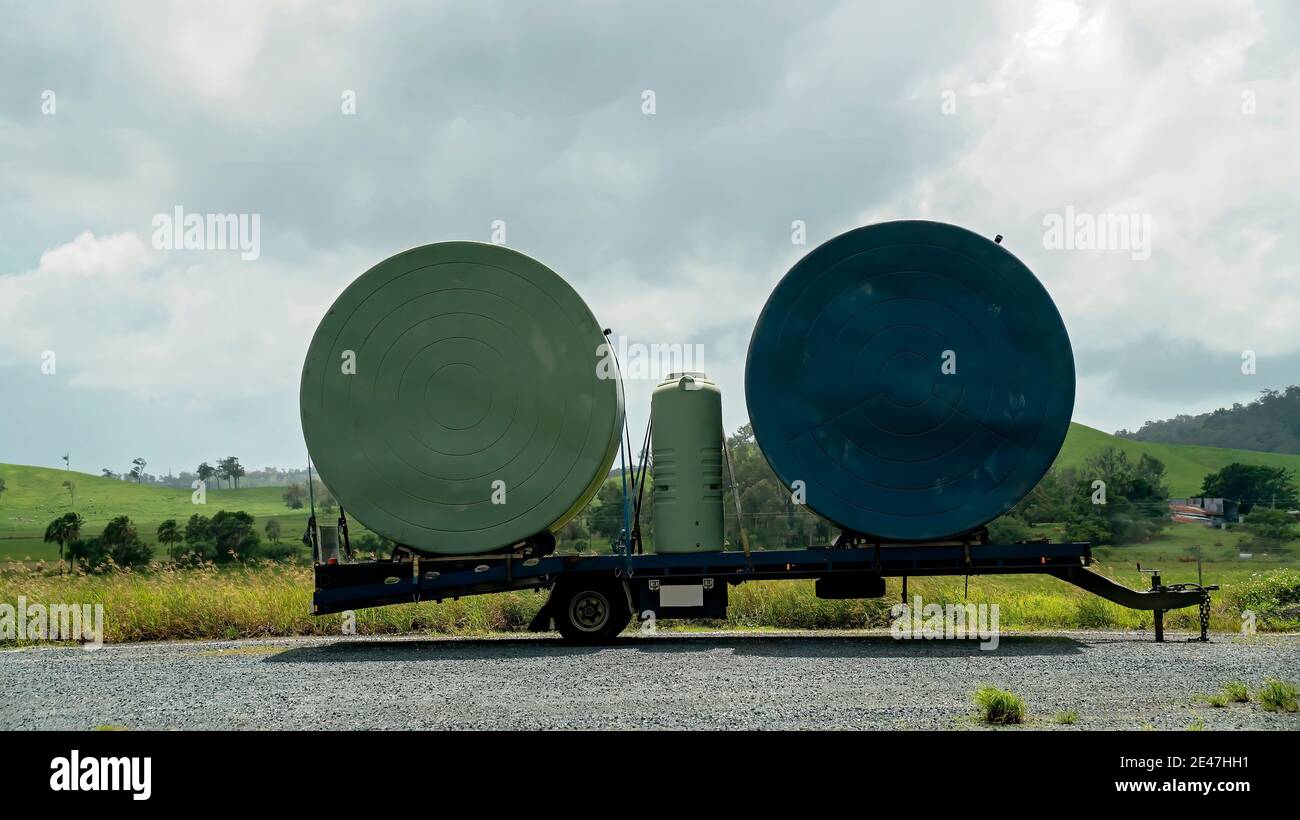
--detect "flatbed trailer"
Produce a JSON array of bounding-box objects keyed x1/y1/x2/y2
[{"x1": 312, "y1": 536, "x2": 1217, "y2": 644}]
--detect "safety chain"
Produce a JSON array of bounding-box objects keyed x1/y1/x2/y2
[{"x1": 1198, "y1": 593, "x2": 1212, "y2": 642}]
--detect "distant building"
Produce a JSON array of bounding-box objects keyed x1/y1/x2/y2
[{"x1": 1170, "y1": 497, "x2": 1240, "y2": 527}]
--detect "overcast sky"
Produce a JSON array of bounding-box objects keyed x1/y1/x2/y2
[{"x1": 2, "y1": 0, "x2": 1298, "y2": 475}]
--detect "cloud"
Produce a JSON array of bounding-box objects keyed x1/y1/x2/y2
[
  {"x1": 0, "y1": 0, "x2": 1298, "y2": 471},
  {"x1": 860, "y1": 0, "x2": 1300, "y2": 433},
  {"x1": 0, "y1": 231, "x2": 366, "y2": 408}
]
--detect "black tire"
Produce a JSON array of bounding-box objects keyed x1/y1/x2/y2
[{"x1": 551, "y1": 577, "x2": 631, "y2": 643}]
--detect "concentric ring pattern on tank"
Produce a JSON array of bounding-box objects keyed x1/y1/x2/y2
[
  {"x1": 744, "y1": 220, "x2": 1075, "y2": 542},
  {"x1": 300, "y1": 242, "x2": 624, "y2": 555}
]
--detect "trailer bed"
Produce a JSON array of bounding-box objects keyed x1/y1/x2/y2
[{"x1": 313, "y1": 540, "x2": 1214, "y2": 644}]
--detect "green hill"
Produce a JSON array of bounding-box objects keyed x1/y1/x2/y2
[
  {"x1": 1116, "y1": 386, "x2": 1300, "y2": 454},
  {"x1": 1054, "y1": 423, "x2": 1300, "y2": 497},
  {"x1": 4, "y1": 423, "x2": 1299, "y2": 560},
  {"x1": 0, "y1": 463, "x2": 310, "y2": 561}
]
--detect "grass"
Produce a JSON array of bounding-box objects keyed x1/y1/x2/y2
[
  {"x1": 2, "y1": 453, "x2": 1299, "y2": 644},
  {"x1": 1054, "y1": 422, "x2": 1300, "y2": 497},
  {"x1": 0, "y1": 462, "x2": 311, "y2": 562},
  {"x1": 973, "y1": 686, "x2": 1025, "y2": 725},
  {"x1": 1223, "y1": 681, "x2": 1250, "y2": 703},
  {"x1": 1054, "y1": 709, "x2": 1079, "y2": 725},
  {"x1": 1257, "y1": 678, "x2": 1299, "y2": 713},
  {"x1": 1200, "y1": 681, "x2": 1262, "y2": 709},
  {"x1": 2, "y1": 557, "x2": 1297, "y2": 646}
]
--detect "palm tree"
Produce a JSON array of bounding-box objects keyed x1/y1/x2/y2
[
  {"x1": 43, "y1": 512, "x2": 84, "y2": 570},
  {"x1": 156, "y1": 519, "x2": 182, "y2": 559}
]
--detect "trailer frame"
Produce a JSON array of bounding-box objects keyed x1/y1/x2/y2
[{"x1": 312, "y1": 538, "x2": 1216, "y2": 643}]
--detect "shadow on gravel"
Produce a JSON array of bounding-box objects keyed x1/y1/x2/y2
[{"x1": 265, "y1": 634, "x2": 1085, "y2": 664}]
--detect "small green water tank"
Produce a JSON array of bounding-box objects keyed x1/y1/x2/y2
[{"x1": 651, "y1": 372, "x2": 724, "y2": 553}]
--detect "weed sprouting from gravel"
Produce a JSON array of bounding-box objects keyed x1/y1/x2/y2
[
  {"x1": 1054, "y1": 708, "x2": 1079, "y2": 724},
  {"x1": 1258, "y1": 678, "x2": 1298, "y2": 713},
  {"x1": 1200, "y1": 693, "x2": 1229, "y2": 708},
  {"x1": 1222, "y1": 681, "x2": 1250, "y2": 703},
  {"x1": 973, "y1": 685, "x2": 1025, "y2": 725}
]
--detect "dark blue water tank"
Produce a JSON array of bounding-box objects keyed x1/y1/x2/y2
[{"x1": 745, "y1": 220, "x2": 1075, "y2": 542}]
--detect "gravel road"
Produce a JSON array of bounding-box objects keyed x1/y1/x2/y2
[{"x1": 2, "y1": 631, "x2": 1297, "y2": 730}]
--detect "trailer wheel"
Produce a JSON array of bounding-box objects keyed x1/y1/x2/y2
[{"x1": 552, "y1": 578, "x2": 631, "y2": 643}]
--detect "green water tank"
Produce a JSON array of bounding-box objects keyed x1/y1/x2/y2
[
  {"x1": 651, "y1": 372, "x2": 724, "y2": 553},
  {"x1": 300, "y1": 242, "x2": 624, "y2": 555}
]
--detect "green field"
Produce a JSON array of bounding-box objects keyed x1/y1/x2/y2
[
  {"x1": 1055, "y1": 422, "x2": 1300, "y2": 497},
  {"x1": 2, "y1": 457, "x2": 1298, "y2": 643},
  {"x1": 3, "y1": 422, "x2": 1300, "y2": 562},
  {"x1": 0, "y1": 463, "x2": 309, "y2": 561}
]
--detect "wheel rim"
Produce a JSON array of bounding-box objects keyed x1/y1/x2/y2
[{"x1": 569, "y1": 591, "x2": 610, "y2": 633}]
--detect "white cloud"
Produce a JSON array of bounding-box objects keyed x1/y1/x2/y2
[
  {"x1": 0, "y1": 231, "x2": 359, "y2": 405},
  {"x1": 0, "y1": 0, "x2": 1297, "y2": 470},
  {"x1": 861, "y1": 0, "x2": 1300, "y2": 430}
]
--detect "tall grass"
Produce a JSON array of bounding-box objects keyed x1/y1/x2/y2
[
  {"x1": 1, "y1": 562, "x2": 1296, "y2": 646},
  {"x1": 1257, "y1": 678, "x2": 1299, "y2": 713},
  {"x1": 0, "y1": 561, "x2": 546, "y2": 643},
  {"x1": 973, "y1": 685, "x2": 1026, "y2": 724}
]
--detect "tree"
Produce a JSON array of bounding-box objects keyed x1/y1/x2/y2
[
  {"x1": 62, "y1": 479, "x2": 75, "y2": 506},
  {"x1": 1014, "y1": 468, "x2": 1074, "y2": 524},
  {"x1": 313, "y1": 479, "x2": 337, "y2": 514},
  {"x1": 43, "y1": 512, "x2": 84, "y2": 565},
  {"x1": 589, "y1": 480, "x2": 627, "y2": 545},
  {"x1": 184, "y1": 513, "x2": 211, "y2": 543},
  {"x1": 353, "y1": 530, "x2": 394, "y2": 558},
  {"x1": 66, "y1": 537, "x2": 107, "y2": 568},
  {"x1": 1117, "y1": 386, "x2": 1300, "y2": 454},
  {"x1": 0, "y1": 476, "x2": 6, "y2": 503},
  {"x1": 217, "y1": 456, "x2": 246, "y2": 489},
  {"x1": 156, "y1": 519, "x2": 183, "y2": 558},
  {"x1": 183, "y1": 513, "x2": 215, "y2": 560},
  {"x1": 100, "y1": 515, "x2": 152, "y2": 567},
  {"x1": 1200, "y1": 463, "x2": 1298, "y2": 514},
  {"x1": 196, "y1": 462, "x2": 217, "y2": 489},
  {"x1": 987, "y1": 512, "x2": 1036, "y2": 543},
  {"x1": 208, "y1": 510, "x2": 260, "y2": 561},
  {"x1": 101, "y1": 468, "x2": 117, "y2": 479},
  {"x1": 282, "y1": 483, "x2": 306, "y2": 509},
  {"x1": 261, "y1": 517, "x2": 301, "y2": 561},
  {"x1": 1240, "y1": 507, "x2": 1298, "y2": 554},
  {"x1": 1063, "y1": 448, "x2": 1170, "y2": 545},
  {"x1": 129, "y1": 457, "x2": 147, "y2": 482}
]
